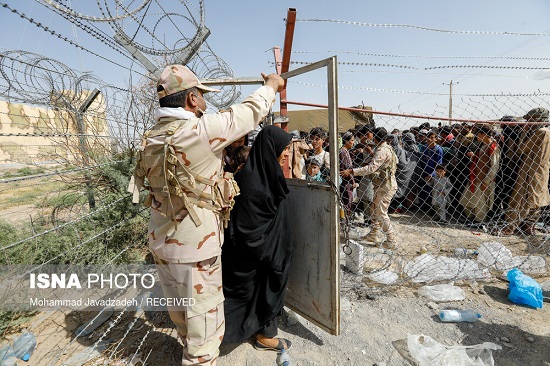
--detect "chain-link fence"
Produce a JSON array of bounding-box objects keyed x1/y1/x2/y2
[{"x1": 242, "y1": 96, "x2": 550, "y2": 294}]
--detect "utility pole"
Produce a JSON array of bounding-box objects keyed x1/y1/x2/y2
[{"x1": 443, "y1": 80, "x2": 457, "y2": 125}]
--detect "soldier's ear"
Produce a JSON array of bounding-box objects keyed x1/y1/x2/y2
[{"x1": 186, "y1": 92, "x2": 196, "y2": 108}]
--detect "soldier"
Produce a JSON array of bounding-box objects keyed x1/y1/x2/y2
[
  {"x1": 128, "y1": 65, "x2": 284, "y2": 365},
  {"x1": 498, "y1": 107, "x2": 550, "y2": 236},
  {"x1": 341, "y1": 127, "x2": 398, "y2": 248}
]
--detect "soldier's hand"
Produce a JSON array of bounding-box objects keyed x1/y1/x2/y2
[
  {"x1": 340, "y1": 169, "x2": 352, "y2": 177},
  {"x1": 261, "y1": 73, "x2": 285, "y2": 93}
]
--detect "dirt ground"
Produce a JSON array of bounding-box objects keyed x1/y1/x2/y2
[
  {"x1": 14, "y1": 274, "x2": 549, "y2": 366},
  {"x1": 1, "y1": 200, "x2": 548, "y2": 365}
]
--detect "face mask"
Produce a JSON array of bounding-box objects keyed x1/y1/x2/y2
[
  {"x1": 195, "y1": 106, "x2": 206, "y2": 118},
  {"x1": 194, "y1": 93, "x2": 207, "y2": 117}
]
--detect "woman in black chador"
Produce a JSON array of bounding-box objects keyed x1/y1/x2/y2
[{"x1": 222, "y1": 125, "x2": 293, "y2": 352}]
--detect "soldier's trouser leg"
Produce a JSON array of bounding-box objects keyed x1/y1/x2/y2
[
  {"x1": 506, "y1": 206, "x2": 541, "y2": 231},
  {"x1": 154, "y1": 255, "x2": 224, "y2": 366},
  {"x1": 372, "y1": 188, "x2": 397, "y2": 247}
]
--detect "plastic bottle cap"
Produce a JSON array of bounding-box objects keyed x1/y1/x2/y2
[
  {"x1": 23, "y1": 353, "x2": 30, "y2": 361},
  {"x1": 477, "y1": 314, "x2": 482, "y2": 318}
]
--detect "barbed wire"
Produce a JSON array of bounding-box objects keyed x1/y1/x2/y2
[
  {"x1": 0, "y1": 132, "x2": 116, "y2": 138},
  {"x1": 27, "y1": 208, "x2": 147, "y2": 271},
  {"x1": 291, "y1": 50, "x2": 550, "y2": 61},
  {"x1": 286, "y1": 60, "x2": 550, "y2": 71},
  {"x1": 37, "y1": 0, "x2": 152, "y2": 22},
  {"x1": 0, "y1": 194, "x2": 131, "y2": 251},
  {"x1": 0, "y1": 160, "x2": 127, "y2": 183},
  {"x1": 0, "y1": 3, "x2": 140, "y2": 73},
  {"x1": 295, "y1": 18, "x2": 550, "y2": 36},
  {"x1": 287, "y1": 80, "x2": 550, "y2": 97}
]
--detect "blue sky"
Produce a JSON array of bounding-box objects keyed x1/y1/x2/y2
[{"x1": 2, "y1": 0, "x2": 550, "y2": 125}]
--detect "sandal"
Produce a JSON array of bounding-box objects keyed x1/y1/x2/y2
[
  {"x1": 520, "y1": 225, "x2": 537, "y2": 236},
  {"x1": 491, "y1": 226, "x2": 514, "y2": 237},
  {"x1": 254, "y1": 338, "x2": 292, "y2": 352}
]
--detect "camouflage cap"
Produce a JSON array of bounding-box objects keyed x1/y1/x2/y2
[
  {"x1": 523, "y1": 107, "x2": 549, "y2": 121},
  {"x1": 157, "y1": 64, "x2": 219, "y2": 99}
]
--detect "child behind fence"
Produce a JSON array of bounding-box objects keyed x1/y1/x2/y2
[{"x1": 426, "y1": 164, "x2": 453, "y2": 222}]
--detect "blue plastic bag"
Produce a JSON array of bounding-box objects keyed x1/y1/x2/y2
[{"x1": 507, "y1": 268, "x2": 543, "y2": 308}]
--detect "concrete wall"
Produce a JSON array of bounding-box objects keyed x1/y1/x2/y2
[{"x1": 0, "y1": 95, "x2": 109, "y2": 166}]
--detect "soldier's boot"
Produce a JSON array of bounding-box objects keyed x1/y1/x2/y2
[
  {"x1": 363, "y1": 226, "x2": 382, "y2": 244},
  {"x1": 381, "y1": 220, "x2": 397, "y2": 249},
  {"x1": 383, "y1": 230, "x2": 397, "y2": 249}
]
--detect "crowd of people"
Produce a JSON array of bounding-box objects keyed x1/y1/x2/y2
[
  {"x1": 132, "y1": 63, "x2": 550, "y2": 366},
  {"x1": 279, "y1": 109, "x2": 550, "y2": 240}
]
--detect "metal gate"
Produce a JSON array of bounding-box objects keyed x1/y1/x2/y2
[{"x1": 203, "y1": 56, "x2": 341, "y2": 335}]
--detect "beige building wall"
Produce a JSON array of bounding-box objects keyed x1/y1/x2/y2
[{"x1": 0, "y1": 94, "x2": 109, "y2": 166}]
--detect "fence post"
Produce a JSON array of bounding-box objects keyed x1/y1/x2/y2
[{"x1": 76, "y1": 89, "x2": 101, "y2": 210}]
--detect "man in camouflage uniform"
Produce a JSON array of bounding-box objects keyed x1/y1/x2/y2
[
  {"x1": 500, "y1": 107, "x2": 550, "y2": 236},
  {"x1": 341, "y1": 127, "x2": 398, "y2": 248},
  {"x1": 128, "y1": 65, "x2": 284, "y2": 365}
]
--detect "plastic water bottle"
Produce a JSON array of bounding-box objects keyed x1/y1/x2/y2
[
  {"x1": 0, "y1": 343, "x2": 18, "y2": 366},
  {"x1": 453, "y1": 248, "x2": 478, "y2": 256},
  {"x1": 12, "y1": 331, "x2": 36, "y2": 361},
  {"x1": 276, "y1": 349, "x2": 291, "y2": 366},
  {"x1": 439, "y1": 309, "x2": 481, "y2": 323}
]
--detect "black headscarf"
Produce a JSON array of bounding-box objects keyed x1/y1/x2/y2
[
  {"x1": 230, "y1": 125, "x2": 292, "y2": 241},
  {"x1": 402, "y1": 132, "x2": 419, "y2": 153}
]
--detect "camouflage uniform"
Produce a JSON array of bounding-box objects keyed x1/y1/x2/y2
[
  {"x1": 352, "y1": 141, "x2": 398, "y2": 247},
  {"x1": 129, "y1": 65, "x2": 276, "y2": 365}
]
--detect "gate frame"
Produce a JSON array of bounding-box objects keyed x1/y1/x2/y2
[{"x1": 202, "y1": 56, "x2": 341, "y2": 335}]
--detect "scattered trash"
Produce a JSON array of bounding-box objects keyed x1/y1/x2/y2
[
  {"x1": 407, "y1": 334, "x2": 501, "y2": 366},
  {"x1": 345, "y1": 240, "x2": 366, "y2": 275},
  {"x1": 0, "y1": 343, "x2": 17, "y2": 366},
  {"x1": 501, "y1": 256, "x2": 546, "y2": 275},
  {"x1": 477, "y1": 242, "x2": 546, "y2": 274},
  {"x1": 367, "y1": 270, "x2": 398, "y2": 285},
  {"x1": 285, "y1": 308, "x2": 301, "y2": 326},
  {"x1": 12, "y1": 330, "x2": 36, "y2": 361},
  {"x1": 477, "y1": 242, "x2": 513, "y2": 270},
  {"x1": 541, "y1": 280, "x2": 550, "y2": 302},
  {"x1": 453, "y1": 248, "x2": 478, "y2": 256},
  {"x1": 74, "y1": 308, "x2": 114, "y2": 338},
  {"x1": 418, "y1": 284, "x2": 465, "y2": 302},
  {"x1": 507, "y1": 268, "x2": 543, "y2": 309},
  {"x1": 439, "y1": 309, "x2": 481, "y2": 323},
  {"x1": 275, "y1": 348, "x2": 291, "y2": 366},
  {"x1": 404, "y1": 254, "x2": 490, "y2": 283}
]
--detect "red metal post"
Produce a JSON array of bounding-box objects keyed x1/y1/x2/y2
[
  {"x1": 278, "y1": 8, "x2": 296, "y2": 126},
  {"x1": 272, "y1": 8, "x2": 297, "y2": 178}
]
